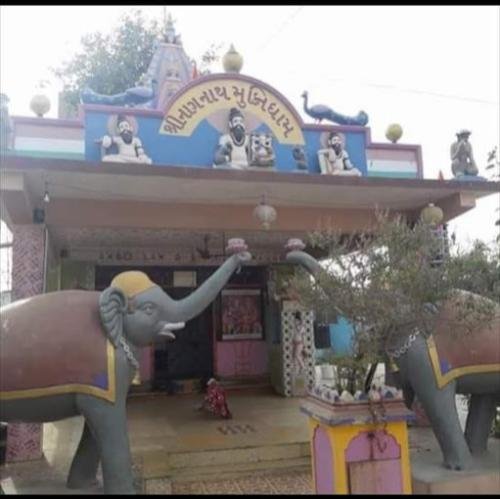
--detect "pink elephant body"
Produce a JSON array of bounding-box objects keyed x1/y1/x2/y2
[{"x1": 0, "y1": 291, "x2": 115, "y2": 402}]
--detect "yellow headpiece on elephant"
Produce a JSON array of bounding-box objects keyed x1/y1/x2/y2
[{"x1": 111, "y1": 271, "x2": 157, "y2": 298}]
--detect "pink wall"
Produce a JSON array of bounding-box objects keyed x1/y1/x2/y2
[
  {"x1": 345, "y1": 430, "x2": 402, "y2": 494},
  {"x1": 313, "y1": 426, "x2": 334, "y2": 494},
  {"x1": 215, "y1": 340, "x2": 268, "y2": 377},
  {"x1": 139, "y1": 346, "x2": 153, "y2": 382}
]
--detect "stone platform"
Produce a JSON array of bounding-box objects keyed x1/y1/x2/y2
[
  {"x1": 1, "y1": 389, "x2": 499, "y2": 495},
  {"x1": 411, "y1": 438, "x2": 500, "y2": 494},
  {"x1": 1, "y1": 387, "x2": 312, "y2": 494}
]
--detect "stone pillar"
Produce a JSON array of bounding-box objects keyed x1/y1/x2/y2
[{"x1": 6, "y1": 224, "x2": 46, "y2": 462}]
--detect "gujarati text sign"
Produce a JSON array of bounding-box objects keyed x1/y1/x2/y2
[{"x1": 159, "y1": 76, "x2": 305, "y2": 145}]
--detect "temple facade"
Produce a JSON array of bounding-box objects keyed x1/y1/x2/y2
[{"x1": 1, "y1": 18, "x2": 497, "y2": 421}]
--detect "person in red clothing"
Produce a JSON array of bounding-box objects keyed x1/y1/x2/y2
[{"x1": 199, "y1": 378, "x2": 232, "y2": 419}]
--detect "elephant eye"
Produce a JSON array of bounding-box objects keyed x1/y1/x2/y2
[{"x1": 141, "y1": 303, "x2": 156, "y2": 315}]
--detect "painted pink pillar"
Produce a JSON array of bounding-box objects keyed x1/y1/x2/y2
[
  {"x1": 6, "y1": 224, "x2": 45, "y2": 462},
  {"x1": 313, "y1": 427, "x2": 334, "y2": 494}
]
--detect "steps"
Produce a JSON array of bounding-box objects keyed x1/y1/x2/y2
[
  {"x1": 219, "y1": 375, "x2": 272, "y2": 391},
  {"x1": 138, "y1": 441, "x2": 311, "y2": 483}
]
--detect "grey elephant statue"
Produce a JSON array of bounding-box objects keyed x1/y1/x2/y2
[
  {"x1": 286, "y1": 249, "x2": 500, "y2": 471},
  {"x1": 0, "y1": 249, "x2": 251, "y2": 494}
]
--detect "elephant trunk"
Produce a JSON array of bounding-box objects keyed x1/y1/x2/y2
[
  {"x1": 286, "y1": 250, "x2": 323, "y2": 276},
  {"x1": 164, "y1": 254, "x2": 243, "y2": 322}
]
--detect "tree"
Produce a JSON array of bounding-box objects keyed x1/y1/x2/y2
[
  {"x1": 52, "y1": 10, "x2": 163, "y2": 116},
  {"x1": 289, "y1": 212, "x2": 498, "y2": 392},
  {"x1": 486, "y1": 146, "x2": 500, "y2": 241},
  {"x1": 52, "y1": 10, "x2": 222, "y2": 117}
]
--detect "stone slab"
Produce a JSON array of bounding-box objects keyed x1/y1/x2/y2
[{"x1": 411, "y1": 439, "x2": 500, "y2": 494}]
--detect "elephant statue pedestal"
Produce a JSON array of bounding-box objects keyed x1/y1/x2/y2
[
  {"x1": 301, "y1": 389, "x2": 415, "y2": 494},
  {"x1": 411, "y1": 428, "x2": 500, "y2": 494}
]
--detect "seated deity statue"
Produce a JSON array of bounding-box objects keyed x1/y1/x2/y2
[
  {"x1": 248, "y1": 132, "x2": 275, "y2": 169},
  {"x1": 213, "y1": 107, "x2": 251, "y2": 169},
  {"x1": 318, "y1": 132, "x2": 361, "y2": 176},
  {"x1": 100, "y1": 115, "x2": 152, "y2": 164},
  {"x1": 450, "y1": 129, "x2": 478, "y2": 177}
]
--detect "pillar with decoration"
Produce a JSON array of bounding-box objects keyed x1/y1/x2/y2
[{"x1": 301, "y1": 386, "x2": 415, "y2": 494}]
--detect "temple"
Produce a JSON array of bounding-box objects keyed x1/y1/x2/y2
[{"x1": 1, "y1": 16, "x2": 498, "y2": 463}]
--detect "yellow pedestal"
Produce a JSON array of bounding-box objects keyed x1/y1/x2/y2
[{"x1": 301, "y1": 395, "x2": 414, "y2": 494}]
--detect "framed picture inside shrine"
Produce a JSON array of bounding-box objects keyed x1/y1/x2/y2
[{"x1": 221, "y1": 289, "x2": 264, "y2": 340}]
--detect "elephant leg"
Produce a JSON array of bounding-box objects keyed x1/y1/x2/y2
[
  {"x1": 402, "y1": 336, "x2": 471, "y2": 470},
  {"x1": 77, "y1": 397, "x2": 135, "y2": 495},
  {"x1": 465, "y1": 394, "x2": 497, "y2": 455},
  {"x1": 66, "y1": 421, "x2": 100, "y2": 489}
]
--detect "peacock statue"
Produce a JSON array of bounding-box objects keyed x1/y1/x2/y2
[
  {"x1": 301, "y1": 91, "x2": 369, "y2": 126},
  {"x1": 81, "y1": 79, "x2": 158, "y2": 108}
]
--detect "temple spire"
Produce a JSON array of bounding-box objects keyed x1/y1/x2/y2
[{"x1": 163, "y1": 12, "x2": 180, "y2": 44}]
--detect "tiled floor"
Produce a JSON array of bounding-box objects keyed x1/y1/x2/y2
[
  {"x1": 145, "y1": 471, "x2": 313, "y2": 495},
  {"x1": 174, "y1": 471, "x2": 313, "y2": 495}
]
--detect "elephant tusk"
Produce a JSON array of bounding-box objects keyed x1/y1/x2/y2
[
  {"x1": 157, "y1": 321, "x2": 185, "y2": 340},
  {"x1": 158, "y1": 331, "x2": 176, "y2": 340},
  {"x1": 163, "y1": 322, "x2": 185, "y2": 330}
]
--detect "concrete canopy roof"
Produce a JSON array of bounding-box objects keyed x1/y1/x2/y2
[{"x1": 1, "y1": 156, "x2": 498, "y2": 233}]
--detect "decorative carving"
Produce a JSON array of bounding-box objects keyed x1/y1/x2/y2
[
  {"x1": 301, "y1": 90, "x2": 369, "y2": 126},
  {"x1": 213, "y1": 107, "x2": 250, "y2": 169},
  {"x1": 281, "y1": 305, "x2": 315, "y2": 397},
  {"x1": 292, "y1": 146, "x2": 308, "y2": 171},
  {"x1": 318, "y1": 132, "x2": 361, "y2": 176},
  {"x1": 450, "y1": 129, "x2": 479, "y2": 178},
  {"x1": 248, "y1": 132, "x2": 275, "y2": 169},
  {"x1": 99, "y1": 115, "x2": 152, "y2": 164}
]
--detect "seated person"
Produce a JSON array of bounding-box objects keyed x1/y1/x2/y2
[
  {"x1": 318, "y1": 132, "x2": 361, "y2": 176},
  {"x1": 100, "y1": 115, "x2": 152, "y2": 164},
  {"x1": 450, "y1": 129, "x2": 478, "y2": 177},
  {"x1": 213, "y1": 107, "x2": 250, "y2": 169}
]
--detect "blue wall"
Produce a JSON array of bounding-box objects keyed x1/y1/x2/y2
[
  {"x1": 329, "y1": 316, "x2": 355, "y2": 356},
  {"x1": 85, "y1": 111, "x2": 368, "y2": 175}
]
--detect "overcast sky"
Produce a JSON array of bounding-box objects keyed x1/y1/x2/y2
[{"x1": 1, "y1": 5, "x2": 499, "y2": 248}]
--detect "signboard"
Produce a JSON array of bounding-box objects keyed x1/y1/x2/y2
[{"x1": 159, "y1": 75, "x2": 305, "y2": 145}]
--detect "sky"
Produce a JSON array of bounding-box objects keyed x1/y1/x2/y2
[{"x1": 1, "y1": 5, "x2": 499, "y2": 251}]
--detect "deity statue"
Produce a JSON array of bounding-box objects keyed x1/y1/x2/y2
[
  {"x1": 318, "y1": 132, "x2": 361, "y2": 176},
  {"x1": 213, "y1": 107, "x2": 251, "y2": 169},
  {"x1": 292, "y1": 146, "x2": 308, "y2": 171},
  {"x1": 248, "y1": 132, "x2": 275, "y2": 169},
  {"x1": 450, "y1": 129, "x2": 478, "y2": 177},
  {"x1": 99, "y1": 115, "x2": 152, "y2": 164},
  {"x1": 292, "y1": 311, "x2": 308, "y2": 375}
]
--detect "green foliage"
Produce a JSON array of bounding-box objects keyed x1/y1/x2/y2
[
  {"x1": 291, "y1": 211, "x2": 498, "y2": 362},
  {"x1": 319, "y1": 338, "x2": 379, "y2": 394},
  {"x1": 486, "y1": 146, "x2": 500, "y2": 241},
  {"x1": 52, "y1": 10, "x2": 163, "y2": 116},
  {"x1": 447, "y1": 240, "x2": 500, "y2": 303}
]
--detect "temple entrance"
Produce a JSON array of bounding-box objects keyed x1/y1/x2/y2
[{"x1": 153, "y1": 286, "x2": 213, "y2": 391}]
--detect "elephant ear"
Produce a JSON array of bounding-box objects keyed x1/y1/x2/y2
[{"x1": 99, "y1": 287, "x2": 128, "y2": 347}]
